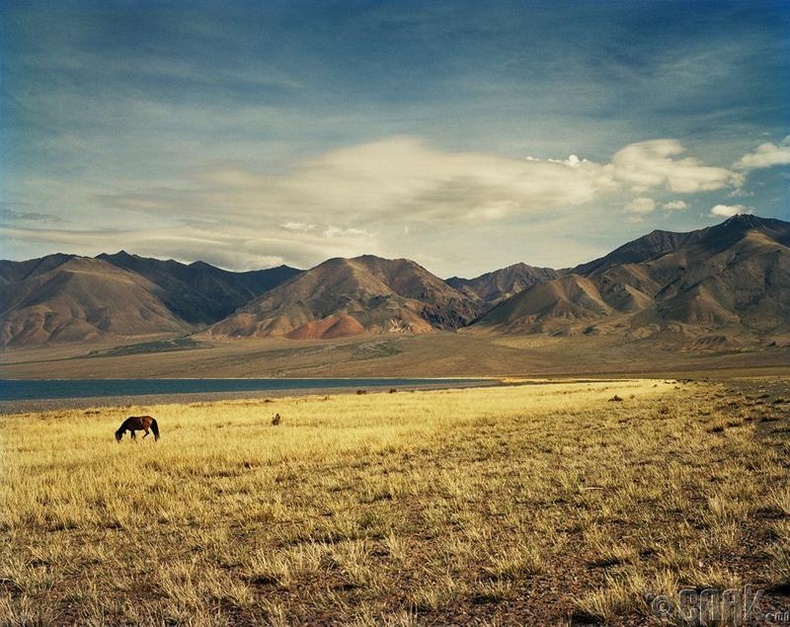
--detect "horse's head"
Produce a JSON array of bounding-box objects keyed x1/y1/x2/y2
[{"x1": 115, "y1": 428, "x2": 124, "y2": 442}]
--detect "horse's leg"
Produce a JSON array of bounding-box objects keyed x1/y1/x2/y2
[
  {"x1": 130, "y1": 430, "x2": 137, "y2": 440},
  {"x1": 142, "y1": 428, "x2": 150, "y2": 439}
]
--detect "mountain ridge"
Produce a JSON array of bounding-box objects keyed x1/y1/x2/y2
[
  {"x1": 446, "y1": 262, "x2": 560, "y2": 305},
  {"x1": 207, "y1": 255, "x2": 483, "y2": 339},
  {"x1": 0, "y1": 253, "x2": 301, "y2": 346},
  {"x1": 475, "y1": 214, "x2": 790, "y2": 342},
  {"x1": 0, "y1": 256, "x2": 191, "y2": 346},
  {"x1": 96, "y1": 251, "x2": 301, "y2": 325},
  {"x1": 1, "y1": 215, "x2": 788, "y2": 348}
]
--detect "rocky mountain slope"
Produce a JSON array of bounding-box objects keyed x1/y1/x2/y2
[
  {"x1": 0, "y1": 253, "x2": 299, "y2": 346},
  {"x1": 474, "y1": 215, "x2": 790, "y2": 341},
  {"x1": 207, "y1": 255, "x2": 483, "y2": 339},
  {"x1": 0, "y1": 256, "x2": 190, "y2": 346},
  {"x1": 1, "y1": 215, "x2": 787, "y2": 347},
  {"x1": 96, "y1": 251, "x2": 301, "y2": 325},
  {"x1": 446, "y1": 263, "x2": 559, "y2": 305}
]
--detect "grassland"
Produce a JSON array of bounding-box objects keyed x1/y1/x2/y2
[{"x1": 1, "y1": 377, "x2": 788, "y2": 625}]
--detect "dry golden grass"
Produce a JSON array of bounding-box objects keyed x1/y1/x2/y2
[{"x1": 1, "y1": 377, "x2": 788, "y2": 625}]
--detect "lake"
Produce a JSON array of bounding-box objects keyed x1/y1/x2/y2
[{"x1": 0, "y1": 378, "x2": 492, "y2": 403}]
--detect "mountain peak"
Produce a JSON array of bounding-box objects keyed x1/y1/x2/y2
[
  {"x1": 699, "y1": 213, "x2": 790, "y2": 251},
  {"x1": 208, "y1": 253, "x2": 483, "y2": 339},
  {"x1": 447, "y1": 262, "x2": 560, "y2": 305},
  {"x1": 715, "y1": 213, "x2": 790, "y2": 240},
  {"x1": 99, "y1": 250, "x2": 137, "y2": 261},
  {"x1": 721, "y1": 213, "x2": 762, "y2": 229}
]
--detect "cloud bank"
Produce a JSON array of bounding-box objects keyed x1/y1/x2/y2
[{"x1": 3, "y1": 135, "x2": 780, "y2": 276}]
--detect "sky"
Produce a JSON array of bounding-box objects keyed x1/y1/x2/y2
[{"x1": 1, "y1": 0, "x2": 788, "y2": 278}]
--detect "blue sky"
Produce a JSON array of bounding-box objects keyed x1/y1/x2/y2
[{"x1": 1, "y1": 0, "x2": 788, "y2": 277}]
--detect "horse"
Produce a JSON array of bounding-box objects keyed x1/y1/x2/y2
[{"x1": 115, "y1": 415, "x2": 159, "y2": 442}]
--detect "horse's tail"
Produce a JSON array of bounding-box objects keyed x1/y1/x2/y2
[{"x1": 150, "y1": 418, "x2": 160, "y2": 441}]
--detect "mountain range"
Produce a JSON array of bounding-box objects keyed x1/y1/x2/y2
[{"x1": 1, "y1": 214, "x2": 788, "y2": 348}]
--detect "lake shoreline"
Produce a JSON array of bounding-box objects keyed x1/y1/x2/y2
[{"x1": 0, "y1": 379, "x2": 500, "y2": 414}]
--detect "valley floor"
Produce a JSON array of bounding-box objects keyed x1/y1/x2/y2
[{"x1": 2, "y1": 331, "x2": 789, "y2": 380}]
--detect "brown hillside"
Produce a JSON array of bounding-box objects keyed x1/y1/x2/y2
[
  {"x1": 652, "y1": 229, "x2": 790, "y2": 331},
  {"x1": 447, "y1": 262, "x2": 559, "y2": 305},
  {"x1": 97, "y1": 251, "x2": 300, "y2": 325},
  {"x1": 593, "y1": 265, "x2": 657, "y2": 313},
  {"x1": 285, "y1": 315, "x2": 366, "y2": 340},
  {"x1": 477, "y1": 274, "x2": 615, "y2": 334},
  {"x1": 208, "y1": 255, "x2": 481, "y2": 339},
  {"x1": 0, "y1": 257, "x2": 190, "y2": 346},
  {"x1": 1, "y1": 214, "x2": 787, "y2": 348},
  {"x1": 474, "y1": 214, "x2": 790, "y2": 342}
]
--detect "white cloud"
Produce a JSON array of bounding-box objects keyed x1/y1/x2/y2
[
  {"x1": 662, "y1": 200, "x2": 688, "y2": 211},
  {"x1": 29, "y1": 138, "x2": 748, "y2": 238},
  {"x1": 113, "y1": 138, "x2": 741, "y2": 233},
  {"x1": 323, "y1": 226, "x2": 371, "y2": 238},
  {"x1": 611, "y1": 139, "x2": 742, "y2": 193},
  {"x1": 5, "y1": 135, "x2": 765, "y2": 273},
  {"x1": 284, "y1": 136, "x2": 617, "y2": 223},
  {"x1": 527, "y1": 154, "x2": 584, "y2": 167},
  {"x1": 282, "y1": 222, "x2": 315, "y2": 232},
  {"x1": 735, "y1": 140, "x2": 790, "y2": 170},
  {"x1": 709, "y1": 204, "x2": 750, "y2": 218},
  {"x1": 625, "y1": 197, "x2": 656, "y2": 214},
  {"x1": 118, "y1": 136, "x2": 619, "y2": 236}
]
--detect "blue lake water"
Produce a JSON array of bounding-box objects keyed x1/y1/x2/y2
[{"x1": 0, "y1": 378, "x2": 490, "y2": 402}]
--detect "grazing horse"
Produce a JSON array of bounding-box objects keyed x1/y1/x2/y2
[{"x1": 115, "y1": 415, "x2": 159, "y2": 442}]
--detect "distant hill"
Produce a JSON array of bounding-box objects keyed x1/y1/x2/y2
[
  {"x1": 474, "y1": 215, "x2": 790, "y2": 342},
  {"x1": 96, "y1": 251, "x2": 301, "y2": 325},
  {"x1": 207, "y1": 255, "x2": 483, "y2": 339},
  {"x1": 0, "y1": 256, "x2": 190, "y2": 346},
  {"x1": 446, "y1": 263, "x2": 559, "y2": 305},
  {"x1": 1, "y1": 215, "x2": 787, "y2": 347},
  {"x1": 573, "y1": 214, "x2": 789, "y2": 276},
  {"x1": 0, "y1": 253, "x2": 300, "y2": 346}
]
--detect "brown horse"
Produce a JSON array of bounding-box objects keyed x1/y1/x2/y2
[{"x1": 115, "y1": 415, "x2": 159, "y2": 442}]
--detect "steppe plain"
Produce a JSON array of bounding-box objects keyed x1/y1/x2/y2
[
  {"x1": 1, "y1": 333, "x2": 789, "y2": 625},
  {"x1": 2, "y1": 329, "x2": 789, "y2": 380}
]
